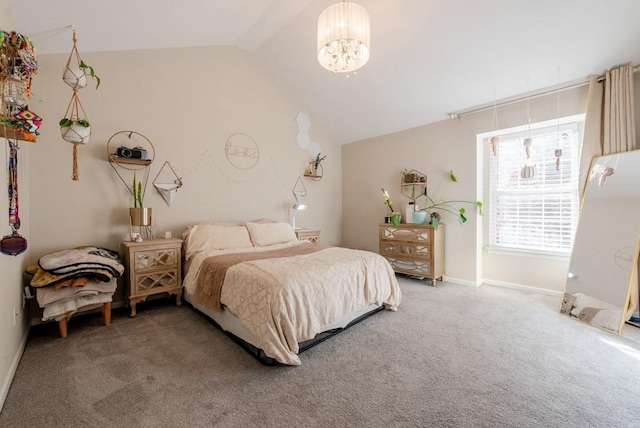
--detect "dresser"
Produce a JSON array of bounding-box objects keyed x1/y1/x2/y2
[
  {"x1": 121, "y1": 238, "x2": 183, "y2": 317},
  {"x1": 379, "y1": 223, "x2": 444, "y2": 286}
]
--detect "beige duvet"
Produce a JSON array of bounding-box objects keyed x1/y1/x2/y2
[{"x1": 183, "y1": 242, "x2": 402, "y2": 365}]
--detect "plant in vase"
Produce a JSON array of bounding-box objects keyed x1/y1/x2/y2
[
  {"x1": 381, "y1": 188, "x2": 401, "y2": 226},
  {"x1": 311, "y1": 153, "x2": 326, "y2": 176},
  {"x1": 129, "y1": 172, "x2": 152, "y2": 229},
  {"x1": 415, "y1": 170, "x2": 483, "y2": 229}
]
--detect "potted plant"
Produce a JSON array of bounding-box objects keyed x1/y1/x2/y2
[
  {"x1": 381, "y1": 188, "x2": 401, "y2": 226},
  {"x1": 129, "y1": 172, "x2": 152, "y2": 227},
  {"x1": 59, "y1": 117, "x2": 91, "y2": 144},
  {"x1": 414, "y1": 170, "x2": 483, "y2": 229},
  {"x1": 63, "y1": 60, "x2": 101, "y2": 90}
]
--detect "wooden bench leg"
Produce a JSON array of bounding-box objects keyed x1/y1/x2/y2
[
  {"x1": 102, "y1": 302, "x2": 112, "y2": 326},
  {"x1": 58, "y1": 314, "x2": 70, "y2": 338}
]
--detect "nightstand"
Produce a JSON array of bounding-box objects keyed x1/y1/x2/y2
[
  {"x1": 295, "y1": 229, "x2": 321, "y2": 244},
  {"x1": 121, "y1": 238, "x2": 183, "y2": 317}
]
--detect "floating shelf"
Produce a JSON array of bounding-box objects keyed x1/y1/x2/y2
[
  {"x1": 109, "y1": 155, "x2": 152, "y2": 166},
  {"x1": 0, "y1": 127, "x2": 37, "y2": 143},
  {"x1": 303, "y1": 161, "x2": 323, "y2": 181}
]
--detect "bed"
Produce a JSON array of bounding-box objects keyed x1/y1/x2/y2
[{"x1": 181, "y1": 221, "x2": 402, "y2": 365}]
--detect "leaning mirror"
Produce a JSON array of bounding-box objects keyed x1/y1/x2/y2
[{"x1": 561, "y1": 149, "x2": 640, "y2": 335}]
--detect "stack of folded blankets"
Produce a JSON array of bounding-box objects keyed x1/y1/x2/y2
[{"x1": 26, "y1": 247, "x2": 124, "y2": 330}]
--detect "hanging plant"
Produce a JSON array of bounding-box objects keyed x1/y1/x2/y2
[
  {"x1": 60, "y1": 30, "x2": 98, "y2": 180},
  {"x1": 62, "y1": 31, "x2": 100, "y2": 90},
  {"x1": 60, "y1": 92, "x2": 91, "y2": 145}
]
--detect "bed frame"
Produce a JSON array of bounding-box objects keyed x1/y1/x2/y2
[{"x1": 184, "y1": 290, "x2": 384, "y2": 365}]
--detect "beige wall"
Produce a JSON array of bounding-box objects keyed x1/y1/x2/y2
[
  {"x1": 1, "y1": 39, "x2": 340, "y2": 410},
  {"x1": 1, "y1": 6, "x2": 33, "y2": 412},
  {"x1": 343, "y1": 85, "x2": 589, "y2": 291},
  {"x1": 29, "y1": 45, "x2": 341, "y2": 261}
]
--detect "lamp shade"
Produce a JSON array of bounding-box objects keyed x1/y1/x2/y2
[{"x1": 317, "y1": 2, "x2": 370, "y2": 73}]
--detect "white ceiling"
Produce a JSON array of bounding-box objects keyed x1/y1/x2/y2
[{"x1": 8, "y1": 0, "x2": 640, "y2": 144}]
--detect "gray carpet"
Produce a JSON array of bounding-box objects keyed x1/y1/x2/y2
[{"x1": 2, "y1": 277, "x2": 640, "y2": 428}]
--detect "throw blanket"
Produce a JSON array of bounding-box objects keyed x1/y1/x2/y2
[
  {"x1": 577, "y1": 307, "x2": 602, "y2": 323},
  {"x1": 195, "y1": 243, "x2": 328, "y2": 311},
  {"x1": 38, "y1": 247, "x2": 123, "y2": 277},
  {"x1": 27, "y1": 263, "x2": 116, "y2": 289},
  {"x1": 37, "y1": 278, "x2": 118, "y2": 307}
]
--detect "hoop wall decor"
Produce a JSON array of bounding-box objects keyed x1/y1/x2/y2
[{"x1": 225, "y1": 133, "x2": 260, "y2": 170}]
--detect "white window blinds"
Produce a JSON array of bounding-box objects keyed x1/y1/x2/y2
[{"x1": 489, "y1": 117, "x2": 584, "y2": 254}]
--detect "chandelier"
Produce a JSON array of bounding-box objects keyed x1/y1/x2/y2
[{"x1": 317, "y1": 1, "x2": 370, "y2": 74}]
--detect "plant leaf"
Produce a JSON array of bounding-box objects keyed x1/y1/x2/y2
[
  {"x1": 449, "y1": 170, "x2": 458, "y2": 183},
  {"x1": 458, "y1": 207, "x2": 467, "y2": 224},
  {"x1": 59, "y1": 118, "x2": 73, "y2": 127}
]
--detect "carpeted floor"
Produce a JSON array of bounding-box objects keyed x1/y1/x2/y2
[{"x1": 2, "y1": 277, "x2": 640, "y2": 428}]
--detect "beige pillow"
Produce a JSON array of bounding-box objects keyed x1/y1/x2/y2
[
  {"x1": 184, "y1": 224, "x2": 253, "y2": 260},
  {"x1": 246, "y1": 222, "x2": 298, "y2": 247}
]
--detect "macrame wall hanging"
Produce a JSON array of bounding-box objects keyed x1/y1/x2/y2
[
  {"x1": 60, "y1": 30, "x2": 99, "y2": 180},
  {"x1": 0, "y1": 29, "x2": 41, "y2": 143},
  {"x1": 0, "y1": 29, "x2": 40, "y2": 256}
]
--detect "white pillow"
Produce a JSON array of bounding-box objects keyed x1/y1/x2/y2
[
  {"x1": 184, "y1": 224, "x2": 253, "y2": 260},
  {"x1": 246, "y1": 222, "x2": 298, "y2": 247}
]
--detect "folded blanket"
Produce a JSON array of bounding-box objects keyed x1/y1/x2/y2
[
  {"x1": 27, "y1": 263, "x2": 116, "y2": 288},
  {"x1": 38, "y1": 247, "x2": 123, "y2": 277},
  {"x1": 42, "y1": 293, "x2": 114, "y2": 322},
  {"x1": 36, "y1": 279, "x2": 117, "y2": 307}
]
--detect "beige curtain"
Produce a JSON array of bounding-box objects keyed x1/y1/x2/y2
[
  {"x1": 603, "y1": 64, "x2": 637, "y2": 154},
  {"x1": 579, "y1": 75, "x2": 604, "y2": 198},
  {"x1": 580, "y1": 64, "x2": 637, "y2": 193}
]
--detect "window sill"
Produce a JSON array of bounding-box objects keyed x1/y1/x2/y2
[{"x1": 485, "y1": 246, "x2": 571, "y2": 261}]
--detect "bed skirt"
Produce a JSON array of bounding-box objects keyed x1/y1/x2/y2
[{"x1": 183, "y1": 289, "x2": 384, "y2": 365}]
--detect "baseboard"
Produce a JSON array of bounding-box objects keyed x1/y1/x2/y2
[
  {"x1": 442, "y1": 276, "x2": 482, "y2": 287},
  {"x1": 0, "y1": 327, "x2": 29, "y2": 414},
  {"x1": 481, "y1": 278, "x2": 563, "y2": 296}
]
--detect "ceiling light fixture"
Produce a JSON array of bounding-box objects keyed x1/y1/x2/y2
[{"x1": 317, "y1": 1, "x2": 370, "y2": 74}]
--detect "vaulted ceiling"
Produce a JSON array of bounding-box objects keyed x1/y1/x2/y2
[{"x1": 8, "y1": 0, "x2": 640, "y2": 144}]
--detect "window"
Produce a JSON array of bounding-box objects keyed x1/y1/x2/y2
[{"x1": 488, "y1": 114, "x2": 584, "y2": 255}]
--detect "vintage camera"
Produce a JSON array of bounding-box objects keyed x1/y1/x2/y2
[{"x1": 116, "y1": 146, "x2": 148, "y2": 160}]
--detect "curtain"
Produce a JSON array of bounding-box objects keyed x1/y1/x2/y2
[
  {"x1": 578, "y1": 75, "x2": 604, "y2": 198},
  {"x1": 603, "y1": 64, "x2": 637, "y2": 154},
  {"x1": 580, "y1": 64, "x2": 637, "y2": 194}
]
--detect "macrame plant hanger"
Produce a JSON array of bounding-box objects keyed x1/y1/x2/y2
[
  {"x1": 490, "y1": 88, "x2": 499, "y2": 156},
  {"x1": 61, "y1": 30, "x2": 92, "y2": 181},
  {"x1": 554, "y1": 68, "x2": 563, "y2": 171},
  {"x1": 520, "y1": 79, "x2": 537, "y2": 180}
]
